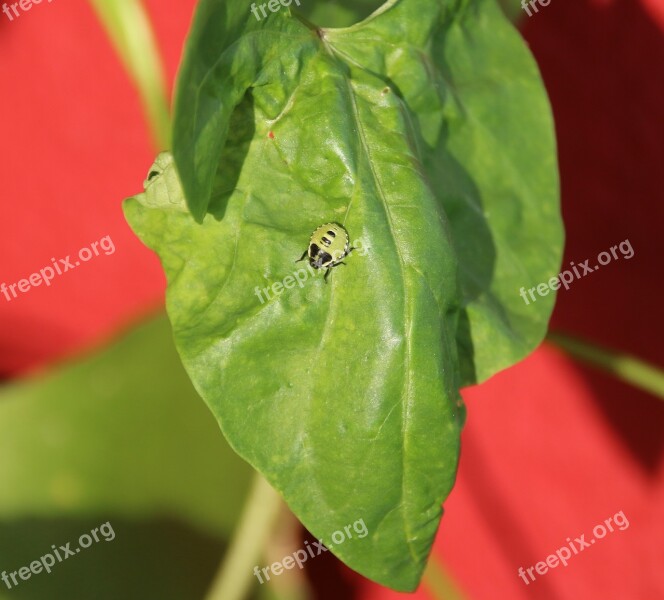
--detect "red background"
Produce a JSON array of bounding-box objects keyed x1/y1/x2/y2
[{"x1": 0, "y1": 0, "x2": 662, "y2": 598}]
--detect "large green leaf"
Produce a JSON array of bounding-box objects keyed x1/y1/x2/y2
[{"x1": 124, "y1": 0, "x2": 562, "y2": 590}]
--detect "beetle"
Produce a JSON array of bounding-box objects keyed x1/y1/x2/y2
[{"x1": 296, "y1": 222, "x2": 354, "y2": 282}]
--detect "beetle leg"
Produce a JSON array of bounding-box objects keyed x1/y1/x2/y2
[
  {"x1": 295, "y1": 250, "x2": 308, "y2": 263},
  {"x1": 324, "y1": 268, "x2": 331, "y2": 283}
]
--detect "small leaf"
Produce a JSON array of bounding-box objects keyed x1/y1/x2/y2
[{"x1": 125, "y1": 0, "x2": 562, "y2": 590}]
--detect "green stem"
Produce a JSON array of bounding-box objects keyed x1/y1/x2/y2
[
  {"x1": 204, "y1": 472, "x2": 283, "y2": 600},
  {"x1": 422, "y1": 556, "x2": 468, "y2": 600},
  {"x1": 88, "y1": 0, "x2": 171, "y2": 148},
  {"x1": 547, "y1": 333, "x2": 664, "y2": 400}
]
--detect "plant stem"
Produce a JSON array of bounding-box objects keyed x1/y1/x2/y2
[
  {"x1": 547, "y1": 332, "x2": 664, "y2": 400},
  {"x1": 205, "y1": 472, "x2": 283, "y2": 600},
  {"x1": 422, "y1": 556, "x2": 468, "y2": 600},
  {"x1": 88, "y1": 0, "x2": 171, "y2": 149}
]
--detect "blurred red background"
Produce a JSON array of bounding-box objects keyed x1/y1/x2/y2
[{"x1": 0, "y1": 0, "x2": 662, "y2": 598}]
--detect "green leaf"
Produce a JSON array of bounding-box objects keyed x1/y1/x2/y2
[
  {"x1": 124, "y1": 0, "x2": 562, "y2": 590},
  {"x1": 0, "y1": 314, "x2": 253, "y2": 537}
]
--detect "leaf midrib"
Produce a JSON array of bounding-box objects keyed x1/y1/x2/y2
[{"x1": 321, "y1": 34, "x2": 421, "y2": 564}]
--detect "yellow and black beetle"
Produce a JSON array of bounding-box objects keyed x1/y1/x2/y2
[{"x1": 296, "y1": 222, "x2": 354, "y2": 282}]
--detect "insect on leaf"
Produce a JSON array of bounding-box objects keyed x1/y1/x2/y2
[{"x1": 124, "y1": 0, "x2": 562, "y2": 590}]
